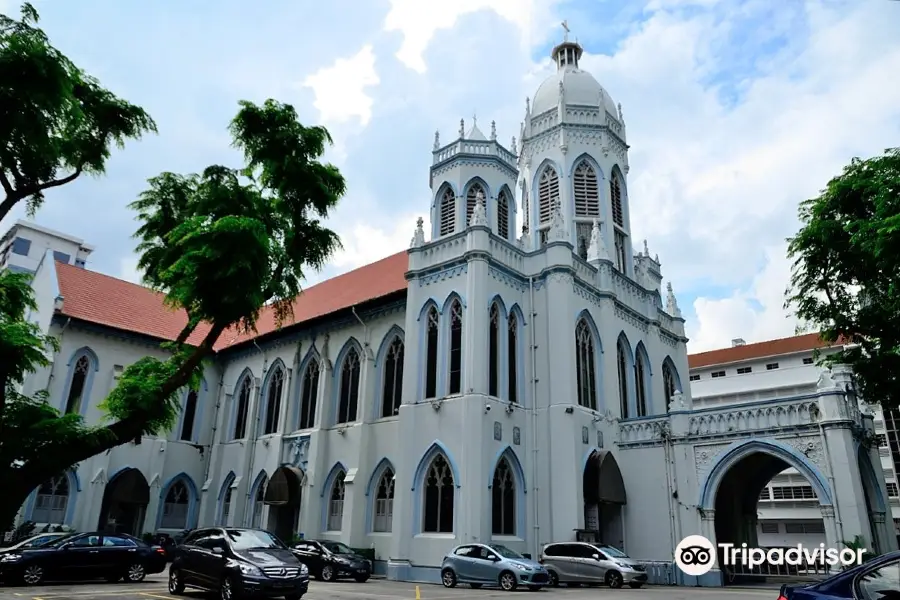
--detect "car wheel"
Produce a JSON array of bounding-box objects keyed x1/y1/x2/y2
[
  {"x1": 320, "y1": 564, "x2": 336, "y2": 582},
  {"x1": 469, "y1": 583, "x2": 482, "y2": 589},
  {"x1": 628, "y1": 582, "x2": 643, "y2": 589},
  {"x1": 548, "y1": 570, "x2": 560, "y2": 587},
  {"x1": 441, "y1": 568, "x2": 457, "y2": 588},
  {"x1": 354, "y1": 574, "x2": 369, "y2": 583},
  {"x1": 22, "y1": 565, "x2": 44, "y2": 585},
  {"x1": 169, "y1": 568, "x2": 186, "y2": 595},
  {"x1": 605, "y1": 570, "x2": 623, "y2": 589},
  {"x1": 528, "y1": 585, "x2": 542, "y2": 591},
  {"x1": 126, "y1": 563, "x2": 146, "y2": 583},
  {"x1": 221, "y1": 575, "x2": 236, "y2": 600},
  {"x1": 499, "y1": 570, "x2": 518, "y2": 591}
]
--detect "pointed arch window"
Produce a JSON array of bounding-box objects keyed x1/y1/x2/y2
[
  {"x1": 610, "y1": 174, "x2": 624, "y2": 227},
  {"x1": 424, "y1": 307, "x2": 439, "y2": 399},
  {"x1": 439, "y1": 188, "x2": 456, "y2": 236},
  {"x1": 663, "y1": 361, "x2": 678, "y2": 410},
  {"x1": 538, "y1": 166, "x2": 560, "y2": 225},
  {"x1": 337, "y1": 348, "x2": 361, "y2": 424},
  {"x1": 573, "y1": 160, "x2": 600, "y2": 217},
  {"x1": 327, "y1": 472, "x2": 346, "y2": 531},
  {"x1": 179, "y1": 391, "x2": 198, "y2": 441},
  {"x1": 575, "y1": 319, "x2": 597, "y2": 410},
  {"x1": 448, "y1": 300, "x2": 463, "y2": 395},
  {"x1": 423, "y1": 454, "x2": 454, "y2": 533},
  {"x1": 65, "y1": 355, "x2": 91, "y2": 414},
  {"x1": 617, "y1": 341, "x2": 630, "y2": 419},
  {"x1": 508, "y1": 313, "x2": 518, "y2": 404},
  {"x1": 489, "y1": 303, "x2": 500, "y2": 398},
  {"x1": 497, "y1": 190, "x2": 510, "y2": 239},
  {"x1": 491, "y1": 458, "x2": 515, "y2": 535},
  {"x1": 298, "y1": 359, "x2": 320, "y2": 430},
  {"x1": 263, "y1": 367, "x2": 284, "y2": 435},
  {"x1": 233, "y1": 376, "x2": 252, "y2": 440},
  {"x1": 251, "y1": 477, "x2": 267, "y2": 527},
  {"x1": 635, "y1": 353, "x2": 648, "y2": 417},
  {"x1": 161, "y1": 480, "x2": 189, "y2": 529},
  {"x1": 33, "y1": 474, "x2": 69, "y2": 523},
  {"x1": 381, "y1": 337, "x2": 404, "y2": 418},
  {"x1": 220, "y1": 485, "x2": 233, "y2": 525},
  {"x1": 466, "y1": 182, "x2": 485, "y2": 226},
  {"x1": 373, "y1": 468, "x2": 395, "y2": 532}
]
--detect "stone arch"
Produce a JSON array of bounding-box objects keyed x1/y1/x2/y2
[
  {"x1": 412, "y1": 440, "x2": 461, "y2": 491},
  {"x1": 530, "y1": 158, "x2": 563, "y2": 231},
  {"x1": 616, "y1": 332, "x2": 636, "y2": 419},
  {"x1": 489, "y1": 446, "x2": 526, "y2": 537},
  {"x1": 265, "y1": 464, "x2": 305, "y2": 541},
  {"x1": 433, "y1": 181, "x2": 459, "y2": 238},
  {"x1": 582, "y1": 449, "x2": 626, "y2": 549},
  {"x1": 25, "y1": 469, "x2": 80, "y2": 525},
  {"x1": 375, "y1": 325, "x2": 405, "y2": 368},
  {"x1": 248, "y1": 470, "x2": 268, "y2": 527},
  {"x1": 230, "y1": 368, "x2": 255, "y2": 440},
  {"x1": 217, "y1": 471, "x2": 236, "y2": 525},
  {"x1": 442, "y1": 293, "x2": 465, "y2": 396},
  {"x1": 574, "y1": 310, "x2": 604, "y2": 411},
  {"x1": 332, "y1": 338, "x2": 363, "y2": 425},
  {"x1": 375, "y1": 326, "x2": 405, "y2": 419},
  {"x1": 365, "y1": 457, "x2": 396, "y2": 532},
  {"x1": 260, "y1": 359, "x2": 287, "y2": 435},
  {"x1": 295, "y1": 347, "x2": 321, "y2": 430},
  {"x1": 156, "y1": 472, "x2": 199, "y2": 530},
  {"x1": 634, "y1": 341, "x2": 653, "y2": 417},
  {"x1": 857, "y1": 445, "x2": 888, "y2": 553},
  {"x1": 487, "y1": 294, "x2": 509, "y2": 319},
  {"x1": 463, "y1": 176, "x2": 492, "y2": 226},
  {"x1": 413, "y1": 441, "x2": 460, "y2": 534},
  {"x1": 97, "y1": 467, "x2": 150, "y2": 535},
  {"x1": 61, "y1": 346, "x2": 100, "y2": 416},
  {"x1": 496, "y1": 183, "x2": 516, "y2": 240}
]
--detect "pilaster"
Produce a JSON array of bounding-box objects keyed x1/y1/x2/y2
[{"x1": 464, "y1": 227, "x2": 491, "y2": 395}]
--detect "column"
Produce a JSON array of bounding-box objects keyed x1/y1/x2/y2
[
  {"x1": 821, "y1": 505, "x2": 838, "y2": 551},
  {"x1": 464, "y1": 231, "x2": 490, "y2": 395}
]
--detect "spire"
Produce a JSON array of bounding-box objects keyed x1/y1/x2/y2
[
  {"x1": 459, "y1": 118, "x2": 465, "y2": 138},
  {"x1": 463, "y1": 113, "x2": 487, "y2": 140},
  {"x1": 433, "y1": 130, "x2": 440, "y2": 150},
  {"x1": 410, "y1": 217, "x2": 425, "y2": 248},
  {"x1": 587, "y1": 219, "x2": 608, "y2": 262},
  {"x1": 643, "y1": 239, "x2": 649, "y2": 256},
  {"x1": 490, "y1": 120, "x2": 496, "y2": 140},
  {"x1": 666, "y1": 282, "x2": 682, "y2": 318}
]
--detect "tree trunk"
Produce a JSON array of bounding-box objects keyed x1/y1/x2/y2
[{"x1": 0, "y1": 476, "x2": 35, "y2": 534}]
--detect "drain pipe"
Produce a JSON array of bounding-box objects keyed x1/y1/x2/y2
[
  {"x1": 662, "y1": 434, "x2": 677, "y2": 558},
  {"x1": 202, "y1": 374, "x2": 225, "y2": 485},
  {"x1": 529, "y1": 276, "x2": 540, "y2": 558},
  {"x1": 243, "y1": 341, "x2": 268, "y2": 525}
]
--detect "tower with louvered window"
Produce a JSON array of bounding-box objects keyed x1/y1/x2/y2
[{"x1": 429, "y1": 118, "x2": 519, "y2": 242}]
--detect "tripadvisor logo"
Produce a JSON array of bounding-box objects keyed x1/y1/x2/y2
[{"x1": 674, "y1": 535, "x2": 866, "y2": 577}]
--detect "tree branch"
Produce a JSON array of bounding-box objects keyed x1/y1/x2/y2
[
  {"x1": 0, "y1": 171, "x2": 12, "y2": 196},
  {"x1": 0, "y1": 166, "x2": 85, "y2": 229}
]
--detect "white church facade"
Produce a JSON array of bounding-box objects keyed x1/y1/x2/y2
[{"x1": 12, "y1": 36, "x2": 897, "y2": 587}]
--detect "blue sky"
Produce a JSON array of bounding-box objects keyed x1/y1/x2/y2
[{"x1": 2, "y1": 0, "x2": 899, "y2": 351}]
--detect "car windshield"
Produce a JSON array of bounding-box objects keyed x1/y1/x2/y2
[
  {"x1": 599, "y1": 545, "x2": 627, "y2": 558},
  {"x1": 489, "y1": 544, "x2": 523, "y2": 559},
  {"x1": 321, "y1": 541, "x2": 354, "y2": 555},
  {"x1": 44, "y1": 533, "x2": 80, "y2": 548},
  {"x1": 226, "y1": 530, "x2": 284, "y2": 551},
  {"x1": 9, "y1": 534, "x2": 62, "y2": 549}
]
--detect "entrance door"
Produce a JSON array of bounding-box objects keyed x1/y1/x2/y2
[
  {"x1": 98, "y1": 468, "x2": 150, "y2": 536},
  {"x1": 263, "y1": 466, "x2": 304, "y2": 542}
]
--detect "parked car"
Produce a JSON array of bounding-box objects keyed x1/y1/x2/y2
[
  {"x1": 289, "y1": 539, "x2": 371, "y2": 582},
  {"x1": 440, "y1": 543, "x2": 550, "y2": 591},
  {"x1": 778, "y1": 550, "x2": 899, "y2": 599},
  {"x1": 539, "y1": 541, "x2": 647, "y2": 589},
  {"x1": 167, "y1": 527, "x2": 309, "y2": 600},
  {"x1": 0, "y1": 532, "x2": 69, "y2": 554},
  {"x1": 0, "y1": 532, "x2": 167, "y2": 585}
]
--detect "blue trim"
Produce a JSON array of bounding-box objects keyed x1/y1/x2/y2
[
  {"x1": 496, "y1": 184, "x2": 517, "y2": 242},
  {"x1": 217, "y1": 472, "x2": 237, "y2": 525},
  {"x1": 373, "y1": 326, "x2": 405, "y2": 419},
  {"x1": 574, "y1": 310, "x2": 605, "y2": 412},
  {"x1": 259, "y1": 359, "x2": 287, "y2": 435},
  {"x1": 581, "y1": 446, "x2": 604, "y2": 473},
  {"x1": 419, "y1": 301, "x2": 440, "y2": 400},
  {"x1": 488, "y1": 297, "x2": 508, "y2": 401},
  {"x1": 23, "y1": 469, "x2": 80, "y2": 525},
  {"x1": 229, "y1": 368, "x2": 255, "y2": 440},
  {"x1": 440, "y1": 293, "x2": 466, "y2": 396},
  {"x1": 698, "y1": 439, "x2": 834, "y2": 509},
  {"x1": 857, "y1": 445, "x2": 887, "y2": 512},
  {"x1": 432, "y1": 181, "x2": 460, "y2": 238},
  {"x1": 616, "y1": 332, "x2": 637, "y2": 418},
  {"x1": 568, "y1": 153, "x2": 608, "y2": 248},
  {"x1": 462, "y1": 177, "x2": 492, "y2": 229},
  {"x1": 508, "y1": 303, "x2": 527, "y2": 327},
  {"x1": 364, "y1": 457, "x2": 396, "y2": 532},
  {"x1": 320, "y1": 462, "x2": 348, "y2": 531},
  {"x1": 417, "y1": 299, "x2": 441, "y2": 321},
  {"x1": 411, "y1": 441, "x2": 461, "y2": 534},
  {"x1": 508, "y1": 304, "x2": 527, "y2": 407},
  {"x1": 59, "y1": 346, "x2": 99, "y2": 417},
  {"x1": 530, "y1": 158, "x2": 564, "y2": 244},
  {"x1": 633, "y1": 342, "x2": 653, "y2": 416},
  {"x1": 487, "y1": 446, "x2": 527, "y2": 537},
  {"x1": 661, "y1": 355, "x2": 682, "y2": 406},
  {"x1": 175, "y1": 378, "x2": 208, "y2": 443},
  {"x1": 293, "y1": 346, "x2": 321, "y2": 430},
  {"x1": 247, "y1": 470, "x2": 269, "y2": 527},
  {"x1": 155, "y1": 473, "x2": 200, "y2": 530},
  {"x1": 331, "y1": 337, "x2": 363, "y2": 425}
]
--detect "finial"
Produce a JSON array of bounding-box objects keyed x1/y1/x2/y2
[
  {"x1": 561, "y1": 20, "x2": 570, "y2": 42},
  {"x1": 459, "y1": 118, "x2": 465, "y2": 138},
  {"x1": 472, "y1": 112, "x2": 477, "y2": 127},
  {"x1": 410, "y1": 217, "x2": 426, "y2": 248},
  {"x1": 433, "y1": 130, "x2": 440, "y2": 150},
  {"x1": 511, "y1": 136, "x2": 516, "y2": 152},
  {"x1": 643, "y1": 239, "x2": 649, "y2": 256},
  {"x1": 666, "y1": 282, "x2": 682, "y2": 318},
  {"x1": 525, "y1": 97, "x2": 530, "y2": 113},
  {"x1": 618, "y1": 102, "x2": 624, "y2": 121},
  {"x1": 587, "y1": 219, "x2": 608, "y2": 262},
  {"x1": 490, "y1": 120, "x2": 496, "y2": 140}
]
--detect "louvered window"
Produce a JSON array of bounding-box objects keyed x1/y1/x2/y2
[
  {"x1": 497, "y1": 190, "x2": 510, "y2": 239},
  {"x1": 538, "y1": 167, "x2": 559, "y2": 224},
  {"x1": 610, "y1": 176, "x2": 624, "y2": 227},
  {"x1": 439, "y1": 188, "x2": 456, "y2": 235},
  {"x1": 466, "y1": 183, "x2": 485, "y2": 225},
  {"x1": 573, "y1": 161, "x2": 600, "y2": 217}
]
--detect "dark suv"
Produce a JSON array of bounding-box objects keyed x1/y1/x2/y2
[
  {"x1": 168, "y1": 528, "x2": 309, "y2": 600},
  {"x1": 289, "y1": 540, "x2": 371, "y2": 582}
]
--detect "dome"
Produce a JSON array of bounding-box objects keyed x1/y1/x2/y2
[{"x1": 530, "y1": 41, "x2": 620, "y2": 120}]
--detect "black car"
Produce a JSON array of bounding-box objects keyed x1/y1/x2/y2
[
  {"x1": 168, "y1": 527, "x2": 309, "y2": 600},
  {"x1": 289, "y1": 540, "x2": 371, "y2": 583},
  {"x1": 0, "y1": 532, "x2": 167, "y2": 585}
]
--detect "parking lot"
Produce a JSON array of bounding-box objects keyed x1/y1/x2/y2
[{"x1": 0, "y1": 576, "x2": 780, "y2": 600}]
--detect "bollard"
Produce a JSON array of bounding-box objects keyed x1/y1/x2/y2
[{"x1": 415, "y1": 584, "x2": 421, "y2": 599}]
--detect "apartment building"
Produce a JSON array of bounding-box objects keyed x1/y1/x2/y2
[{"x1": 0, "y1": 220, "x2": 93, "y2": 274}]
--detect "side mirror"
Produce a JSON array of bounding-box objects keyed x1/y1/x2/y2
[
  {"x1": 491, "y1": 555, "x2": 501, "y2": 562},
  {"x1": 592, "y1": 554, "x2": 600, "y2": 561}
]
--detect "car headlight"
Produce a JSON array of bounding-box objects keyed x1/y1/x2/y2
[
  {"x1": 0, "y1": 554, "x2": 21, "y2": 563},
  {"x1": 236, "y1": 563, "x2": 263, "y2": 576},
  {"x1": 299, "y1": 563, "x2": 309, "y2": 575},
  {"x1": 514, "y1": 563, "x2": 530, "y2": 571},
  {"x1": 615, "y1": 561, "x2": 631, "y2": 569}
]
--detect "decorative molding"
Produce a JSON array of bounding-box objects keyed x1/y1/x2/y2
[
  {"x1": 418, "y1": 263, "x2": 468, "y2": 287},
  {"x1": 513, "y1": 426, "x2": 521, "y2": 445},
  {"x1": 582, "y1": 426, "x2": 589, "y2": 444},
  {"x1": 488, "y1": 266, "x2": 527, "y2": 292},
  {"x1": 493, "y1": 421, "x2": 502, "y2": 441}
]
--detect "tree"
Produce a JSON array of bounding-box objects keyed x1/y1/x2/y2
[
  {"x1": 785, "y1": 147, "x2": 900, "y2": 410},
  {"x1": 0, "y1": 3, "x2": 156, "y2": 222}
]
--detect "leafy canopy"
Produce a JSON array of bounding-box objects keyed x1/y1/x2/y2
[{"x1": 786, "y1": 147, "x2": 900, "y2": 410}]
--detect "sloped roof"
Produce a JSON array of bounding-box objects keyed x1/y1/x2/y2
[
  {"x1": 54, "y1": 251, "x2": 409, "y2": 351},
  {"x1": 688, "y1": 333, "x2": 839, "y2": 369}
]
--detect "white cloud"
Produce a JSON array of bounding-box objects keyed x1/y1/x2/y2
[
  {"x1": 118, "y1": 256, "x2": 142, "y2": 285},
  {"x1": 330, "y1": 211, "x2": 420, "y2": 271},
  {"x1": 302, "y1": 44, "x2": 380, "y2": 128}
]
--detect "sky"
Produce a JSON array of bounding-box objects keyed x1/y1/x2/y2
[{"x1": 2, "y1": 0, "x2": 899, "y2": 353}]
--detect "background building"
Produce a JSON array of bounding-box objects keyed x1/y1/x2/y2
[{"x1": 0, "y1": 220, "x2": 93, "y2": 275}]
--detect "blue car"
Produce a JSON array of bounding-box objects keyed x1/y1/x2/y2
[
  {"x1": 440, "y1": 543, "x2": 550, "y2": 592},
  {"x1": 778, "y1": 550, "x2": 899, "y2": 599}
]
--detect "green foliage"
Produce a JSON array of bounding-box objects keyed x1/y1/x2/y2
[
  {"x1": 0, "y1": 271, "x2": 58, "y2": 383},
  {"x1": 841, "y1": 535, "x2": 877, "y2": 562},
  {"x1": 786, "y1": 148, "x2": 900, "y2": 410},
  {"x1": 0, "y1": 3, "x2": 156, "y2": 219}
]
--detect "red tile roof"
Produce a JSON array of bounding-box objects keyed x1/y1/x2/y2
[
  {"x1": 54, "y1": 251, "x2": 409, "y2": 351},
  {"x1": 688, "y1": 333, "x2": 840, "y2": 369}
]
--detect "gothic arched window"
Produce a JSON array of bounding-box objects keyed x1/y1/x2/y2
[
  {"x1": 538, "y1": 166, "x2": 560, "y2": 225},
  {"x1": 497, "y1": 190, "x2": 510, "y2": 239},
  {"x1": 161, "y1": 480, "x2": 189, "y2": 529},
  {"x1": 575, "y1": 319, "x2": 597, "y2": 410},
  {"x1": 439, "y1": 188, "x2": 456, "y2": 236},
  {"x1": 298, "y1": 359, "x2": 320, "y2": 430},
  {"x1": 663, "y1": 361, "x2": 678, "y2": 410},
  {"x1": 492, "y1": 458, "x2": 515, "y2": 535},
  {"x1": 424, "y1": 306, "x2": 439, "y2": 398},
  {"x1": 327, "y1": 471, "x2": 346, "y2": 531},
  {"x1": 573, "y1": 160, "x2": 600, "y2": 217},
  {"x1": 381, "y1": 337, "x2": 404, "y2": 418},
  {"x1": 423, "y1": 454, "x2": 454, "y2": 533},
  {"x1": 219, "y1": 481, "x2": 233, "y2": 525},
  {"x1": 466, "y1": 182, "x2": 485, "y2": 226},
  {"x1": 33, "y1": 474, "x2": 69, "y2": 524},
  {"x1": 635, "y1": 353, "x2": 648, "y2": 417},
  {"x1": 251, "y1": 476, "x2": 267, "y2": 527},
  {"x1": 448, "y1": 300, "x2": 463, "y2": 395},
  {"x1": 617, "y1": 341, "x2": 630, "y2": 419},
  {"x1": 65, "y1": 355, "x2": 91, "y2": 414},
  {"x1": 262, "y1": 366, "x2": 284, "y2": 435},
  {"x1": 179, "y1": 391, "x2": 198, "y2": 441},
  {"x1": 489, "y1": 303, "x2": 501, "y2": 398},
  {"x1": 337, "y1": 348, "x2": 361, "y2": 424},
  {"x1": 610, "y1": 174, "x2": 624, "y2": 227},
  {"x1": 373, "y1": 468, "x2": 395, "y2": 532},
  {"x1": 508, "y1": 312, "x2": 518, "y2": 404},
  {"x1": 233, "y1": 376, "x2": 252, "y2": 440}
]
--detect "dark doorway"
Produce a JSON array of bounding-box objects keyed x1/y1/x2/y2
[
  {"x1": 98, "y1": 468, "x2": 150, "y2": 536},
  {"x1": 583, "y1": 450, "x2": 627, "y2": 549},
  {"x1": 265, "y1": 466, "x2": 304, "y2": 542}
]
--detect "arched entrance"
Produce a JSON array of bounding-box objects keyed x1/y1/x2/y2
[
  {"x1": 98, "y1": 468, "x2": 150, "y2": 536},
  {"x1": 264, "y1": 466, "x2": 304, "y2": 542},
  {"x1": 858, "y1": 447, "x2": 887, "y2": 554},
  {"x1": 582, "y1": 450, "x2": 627, "y2": 549}
]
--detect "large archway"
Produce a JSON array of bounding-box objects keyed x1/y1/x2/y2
[
  {"x1": 857, "y1": 447, "x2": 888, "y2": 554},
  {"x1": 582, "y1": 450, "x2": 627, "y2": 549},
  {"x1": 264, "y1": 466, "x2": 304, "y2": 542},
  {"x1": 98, "y1": 468, "x2": 150, "y2": 536}
]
